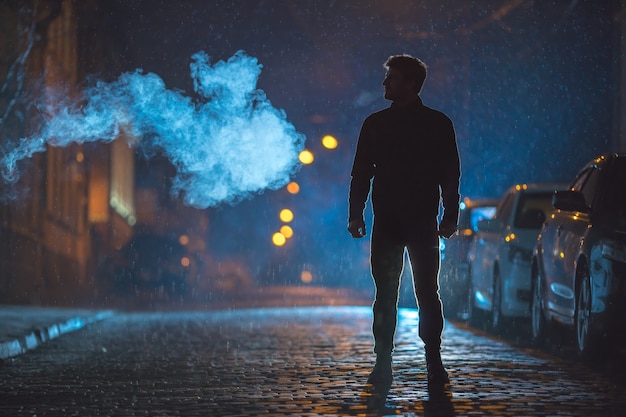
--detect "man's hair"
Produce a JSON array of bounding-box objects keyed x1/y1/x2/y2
[{"x1": 384, "y1": 54, "x2": 428, "y2": 94}]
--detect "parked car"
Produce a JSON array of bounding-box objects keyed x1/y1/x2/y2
[
  {"x1": 113, "y1": 233, "x2": 194, "y2": 295},
  {"x1": 468, "y1": 183, "x2": 566, "y2": 330},
  {"x1": 531, "y1": 153, "x2": 626, "y2": 357},
  {"x1": 440, "y1": 197, "x2": 498, "y2": 320}
]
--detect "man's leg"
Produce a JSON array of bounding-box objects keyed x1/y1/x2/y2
[
  {"x1": 369, "y1": 227, "x2": 404, "y2": 381},
  {"x1": 407, "y1": 235, "x2": 448, "y2": 383}
]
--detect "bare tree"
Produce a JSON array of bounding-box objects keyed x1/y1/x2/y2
[{"x1": 0, "y1": 0, "x2": 62, "y2": 140}]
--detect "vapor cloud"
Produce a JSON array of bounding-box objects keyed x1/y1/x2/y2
[{"x1": 1, "y1": 50, "x2": 305, "y2": 208}]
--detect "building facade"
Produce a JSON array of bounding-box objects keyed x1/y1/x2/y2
[{"x1": 0, "y1": 0, "x2": 135, "y2": 305}]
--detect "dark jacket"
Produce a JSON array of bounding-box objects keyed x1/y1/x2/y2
[{"x1": 349, "y1": 98, "x2": 461, "y2": 235}]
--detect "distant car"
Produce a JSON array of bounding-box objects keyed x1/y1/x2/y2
[
  {"x1": 468, "y1": 183, "x2": 566, "y2": 330},
  {"x1": 439, "y1": 197, "x2": 498, "y2": 320},
  {"x1": 531, "y1": 153, "x2": 626, "y2": 357},
  {"x1": 114, "y1": 233, "x2": 193, "y2": 295}
]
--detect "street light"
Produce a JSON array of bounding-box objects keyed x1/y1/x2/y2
[
  {"x1": 321, "y1": 135, "x2": 338, "y2": 149},
  {"x1": 279, "y1": 208, "x2": 294, "y2": 223},
  {"x1": 298, "y1": 149, "x2": 314, "y2": 165},
  {"x1": 272, "y1": 232, "x2": 287, "y2": 246},
  {"x1": 286, "y1": 181, "x2": 300, "y2": 194}
]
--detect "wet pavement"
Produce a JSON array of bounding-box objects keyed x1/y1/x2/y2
[
  {"x1": 1, "y1": 305, "x2": 624, "y2": 416},
  {"x1": 0, "y1": 304, "x2": 113, "y2": 359}
]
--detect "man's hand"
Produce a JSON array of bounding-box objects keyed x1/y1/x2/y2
[
  {"x1": 348, "y1": 218, "x2": 367, "y2": 238},
  {"x1": 438, "y1": 219, "x2": 457, "y2": 239}
]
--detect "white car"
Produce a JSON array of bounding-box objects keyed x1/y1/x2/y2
[{"x1": 467, "y1": 183, "x2": 566, "y2": 330}]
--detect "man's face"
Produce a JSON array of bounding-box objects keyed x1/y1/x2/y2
[{"x1": 383, "y1": 67, "x2": 415, "y2": 102}]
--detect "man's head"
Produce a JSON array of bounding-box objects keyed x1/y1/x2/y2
[{"x1": 382, "y1": 54, "x2": 427, "y2": 104}]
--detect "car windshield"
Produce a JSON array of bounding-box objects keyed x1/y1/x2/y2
[
  {"x1": 514, "y1": 192, "x2": 554, "y2": 229},
  {"x1": 470, "y1": 206, "x2": 497, "y2": 231},
  {"x1": 604, "y1": 158, "x2": 626, "y2": 212}
]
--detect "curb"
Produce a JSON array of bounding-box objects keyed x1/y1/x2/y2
[{"x1": 0, "y1": 310, "x2": 115, "y2": 360}]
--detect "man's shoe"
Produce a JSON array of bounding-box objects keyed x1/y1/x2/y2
[
  {"x1": 367, "y1": 358, "x2": 393, "y2": 385},
  {"x1": 426, "y1": 363, "x2": 449, "y2": 384},
  {"x1": 426, "y1": 350, "x2": 449, "y2": 385}
]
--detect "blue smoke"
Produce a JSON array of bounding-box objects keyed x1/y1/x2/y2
[{"x1": 1, "y1": 50, "x2": 305, "y2": 208}]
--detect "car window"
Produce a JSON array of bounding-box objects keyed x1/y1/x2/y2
[
  {"x1": 514, "y1": 192, "x2": 554, "y2": 229},
  {"x1": 570, "y1": 168, "x2": 591, "y2": 191},
  {"x1": 469, "y1": 206, "x2": 497, "y2": 231},
  {"x1": 579, "y1": 168, "x2": 600, "y2": 208},
  {"x1": 603, "y1": 158, "x2": 626, "y2": 213},
  {"x1": 496, "y1": 192, "x2": 514, "y2": 225}
]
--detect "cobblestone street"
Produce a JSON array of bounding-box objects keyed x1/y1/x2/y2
[{"x1": 1, "y1": 306, "x2": 624, "y2": 416}]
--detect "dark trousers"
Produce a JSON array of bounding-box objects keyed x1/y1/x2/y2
[{"x1": 370, "y1": 219, "x2": 443, "y2": 357}]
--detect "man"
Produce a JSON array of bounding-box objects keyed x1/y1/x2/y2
[{"x1": 348, "y1": 54, "x2": 460, "y2": 386}]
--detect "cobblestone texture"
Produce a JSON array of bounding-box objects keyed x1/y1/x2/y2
[{"x1": 0, "y1": 306, "x2": 624, "y2": 416}]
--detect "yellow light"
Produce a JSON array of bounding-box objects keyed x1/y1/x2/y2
[
  {"x1": 272, "y1": 232, "x2": 287, "y2": 246},
  {"x1": 301, "y1": 270, "x2": 313, "y2": 284},
  {"x1": 75, "y1": 151, "x2": 84, "y2": 163},
  {"x1": 322, "y1": 135, "x2": 338, "y2": 149},
  {"x1": 178, "y1": 235, "x2": 189, "y2": 245},
  {"x1": 299, "y1": 149, "x2": 314, "y2": 165},
  {"x1": 286, "y1": 181, "x2": 300, "y2": 194},
  {"x1": 504, "y1": 233, "x2": 516, "y2": 242},
  {"x1": 280, "y1": 225, "x2": 294, "y2": 238},
  {"x1": 279, "y1": 208, "x2": 294, "y2": 223},
  {"x1": 180, "y1": 256, "x2": 190, "y2": 267}
]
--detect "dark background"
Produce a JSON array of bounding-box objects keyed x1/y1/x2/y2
[{"x1": 83, "y1": 1, "x2": 620, "y2": 290}]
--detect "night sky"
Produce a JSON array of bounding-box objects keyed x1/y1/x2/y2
[{"x1": 95, "y1": 0, "x2": 619, "y2": 290}]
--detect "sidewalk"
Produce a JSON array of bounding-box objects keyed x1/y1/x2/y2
[{"x1": 0, "y1": 305, "x2": 114, "y2": 360}]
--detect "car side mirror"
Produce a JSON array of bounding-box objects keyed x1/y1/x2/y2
[{"x1": 553, "y1": 190, "x2": 589, "y2": 213}]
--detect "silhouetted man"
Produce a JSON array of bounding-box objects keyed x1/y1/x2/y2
[{"x1": 348, "y1": 54, "x2": 460, "y2": 386}]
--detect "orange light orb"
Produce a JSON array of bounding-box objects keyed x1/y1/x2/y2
[
  {"x1": 286, "y1": 181, "x2": 300, "y2": 194},
  {"x1": 322, "y1": 135, "x2": 338, "y2": 149},
  {"x1": 301, "y1": 270, "x2": 313, "y2": 284},
  {"x1": 298, "y1": 149, "x2": 314, "y2": 165},
  {"x1": 280, "y1": 225, "x2": 294, "y2": 238},
  {"x1": 279, "y1": 208, "x2": 294, "y2": 223},
  {"x1": 272, "y1": 232, "x2": 287, "y2": 246}
]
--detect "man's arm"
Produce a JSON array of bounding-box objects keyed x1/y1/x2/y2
[
  {"x1": 438, "y1": 117, "x2": 461, "y2": 238},
  {"x1": 348, "y1": 118, "x2": 375, "y2": 238}
]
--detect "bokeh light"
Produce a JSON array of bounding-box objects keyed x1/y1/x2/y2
[
  {"x1": 279, "y1": 208, "x2": 294, "y2": 223},
  {"x1": 178, "y1": 235, "x2": 189, "y2": 245},
  {"x1": 321, "y1": 135, "x2": 338, "y2": 149},
  {"x1": 286, "y1": 181, "x2": 300, "y2": 194},
  {"x1": 298, "y1": 149, "x2": 314, "y2": 165},
  {"x1": 272, "y1": 232, "x2": 286, "y2": 246},
  {"x1": 280, "y1": 225, "x2": 294, "y2": 238},
  {"x1": 301, "y1": 270, "x2": 313, "y2": 284}
]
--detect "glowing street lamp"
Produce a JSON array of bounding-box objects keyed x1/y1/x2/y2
[
  {"x1": 301, "y1": 270, "x2": 313, "y2": 284},
  {"x1": 272, "y1": 232, "x2": 287, "y2": 246},
  {"x1": 279, "y1": 208, "x2": 294, "y2": 223},
  {"x1": 280, "y1": 225, "x2": 293, "y2": 238},
  {"x1": 322, "y1": 135, "x2": 338, "y2": 149},
  {"x1": 299, "y1": 149, "x2": 314, "y2": 165},
  {"x1": 286, "y1": 181, "x2": 300, "y2": 194}
]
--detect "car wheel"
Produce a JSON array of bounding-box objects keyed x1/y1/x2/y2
[
  {"x1": 530, "y1": 266, "x2": 547, "y2": 347},
  {"x1": 575, "y1": 270, "x2": 593, "y2": 356},
  {"x1": 491, "y1": 269, "x2": 502, "y2": 332}
]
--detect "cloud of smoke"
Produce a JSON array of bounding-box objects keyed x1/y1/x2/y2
[{"x1": 1, "y1": 50, "x2": 305, "y2": 208}]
